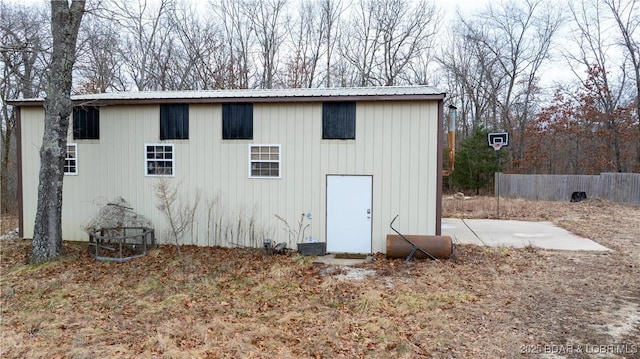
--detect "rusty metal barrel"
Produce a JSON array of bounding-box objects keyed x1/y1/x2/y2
[{"x1": 386, "y1": 235, "x2": 453, "y2": 260}]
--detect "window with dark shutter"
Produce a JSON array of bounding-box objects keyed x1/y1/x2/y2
[
  {"x1": 73, "y1": 106, "x2": 100, "y2": 140},
  {"x1": 322, "y1": 102, "x2": 356, "y2": 139},
  {"x1": 160, "y1": 104, "x2": 189, "y2": 140},
  {"x1": 222, "y1": 103, "x2": 253, "y2": 140}
]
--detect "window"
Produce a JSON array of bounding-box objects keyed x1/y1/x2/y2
[
  {"x1": 145, "y1": 144, "x2": 174, "y2": 176},
  {"x1": 322, "y1": 102, "x2": 356, "y2": 139},
  {"x1": 223, "y1": 103, "x2": 253, "y2": 139},
  {"x1": 249, "y1": 145, "x2": 280, "y2": 178},
  {"x1": 160, "y1": 104, "x2": 189, "y2": 140},
  {"x1": 65, "y1": 143, "x2": 78, "y2": 175},
  {"x1": 73, "y1": 106, "x2": 99, "y2": 139}
]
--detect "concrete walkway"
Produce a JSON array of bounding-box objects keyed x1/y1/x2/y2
[
  {"x1": 442, "y1": 218, "x2": 610, "y2": 251},
  {"x1": 312, "y1": 254, "x2": 373, "y2": 266}
]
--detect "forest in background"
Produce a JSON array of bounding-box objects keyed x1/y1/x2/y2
[{"x1": 1, "y1": 0, "x2": 638, "y2": 211}]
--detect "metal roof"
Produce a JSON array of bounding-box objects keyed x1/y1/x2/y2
[{"x1": 7, "y1": 86, "x2": 446, "y2": 106}]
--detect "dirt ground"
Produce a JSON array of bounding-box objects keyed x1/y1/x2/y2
[{"x1": 1, "y1": 197, "x2": 639, "y2": 358}]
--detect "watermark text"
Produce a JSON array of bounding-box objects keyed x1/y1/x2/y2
[{"x1": 520, "y1": 344, "x2": 637, "y2": 355}]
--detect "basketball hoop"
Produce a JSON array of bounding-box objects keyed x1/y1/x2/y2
[{"x1": 488, "y1": 132, "x2": 509, "y2": 151}]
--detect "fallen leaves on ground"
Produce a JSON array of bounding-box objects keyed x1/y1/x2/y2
[{"x1": 1, "y1": 198, "x2": 639, "y2": 358}]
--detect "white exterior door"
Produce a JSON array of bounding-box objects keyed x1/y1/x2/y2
[{"x1": 326, "y1": 175, "x2": 372, "y2": 253}]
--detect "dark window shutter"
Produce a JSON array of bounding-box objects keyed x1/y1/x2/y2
[
  {"x1": 160, "y1": 104, "x2": 189, "y2": 140},
  {"x1": 322, "y1": 102, "x2": 356, "y2": 139},
  {"x1": 223, "y1": 103, "x2": 253, "y2": 139},
  {"x1": 73, "y1": 106, "x2": 100, "y2": 139}
]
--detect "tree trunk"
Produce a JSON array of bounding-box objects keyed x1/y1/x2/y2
[
  {"x1": 31, "y1": 1, "x2": 85, "y2": 264},
  {"x1": 0, "y1": 111, "x2": 12, "y2": 214}
]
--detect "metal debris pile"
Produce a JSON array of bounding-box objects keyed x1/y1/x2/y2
[{"x1": 84, "y1": 197, "x2": 153, "y2": 233}]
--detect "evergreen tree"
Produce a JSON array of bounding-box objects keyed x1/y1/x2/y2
[{"x1": 451, "y1": 127, "x2": 503, "y2": 195}]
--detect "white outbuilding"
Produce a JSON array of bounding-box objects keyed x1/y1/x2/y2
[{"x1": 11, "y1": 86, "x2": 447, "y2": 254}]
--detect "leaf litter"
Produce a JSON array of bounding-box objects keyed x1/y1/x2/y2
[{"x1": 0, "y1": 197, "x2": 639, "y2": 358}]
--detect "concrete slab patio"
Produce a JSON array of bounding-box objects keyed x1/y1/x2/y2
[
  {"x1": 442, "y1": 218, "x2": 611, "y2": 251},
  {"x1": 313, "y1": 219, "x2": 609, "y2": 266}
]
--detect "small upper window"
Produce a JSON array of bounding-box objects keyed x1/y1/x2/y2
[
  {"x1": 223, "y1": 103, "x2": 253, "y2": 139},
  {"x1": 249, "y1": 145, "x2": 280, "y2": 178},
  {"x1": 322, "y1": 102, "x2": 356, "y2": 140},
  {"x1": 145, "y1": 144, "x2": 174, "y2": 176},
  {"x1": 73, "y1": 106, "x2": 99, "y2": 140},
  {"x1": 65, "y1": 143, "x2": 78, "y2": 175},
  {"x1": 160, "y1": 104, "x2": 189, "y2": 140}
]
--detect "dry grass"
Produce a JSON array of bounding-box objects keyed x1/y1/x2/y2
[
  {"x1": 1, "y1": 197, "x2": 639, "y2": 358},
  {"x1": 0, "y1": 215, "x2": 18, "y2": 235}
]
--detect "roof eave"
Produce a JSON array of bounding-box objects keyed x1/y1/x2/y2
[
  {"x1": 83, "y1": 93, "x2": 444, "y2": 106},
  {"x1": 6, "y1": 89, "x2": 446, "y2": 107},
  {"x1": 5, "y1": 99, "x2": 44, "y2": 107}
]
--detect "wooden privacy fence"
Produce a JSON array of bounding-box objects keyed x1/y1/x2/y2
[{"x1": 495, "y1": 172, "x2": 640, "y2": 205}]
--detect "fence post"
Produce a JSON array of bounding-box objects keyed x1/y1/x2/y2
[{"x1": 496, "y1": 172, "x2": 501, "y2": 217}]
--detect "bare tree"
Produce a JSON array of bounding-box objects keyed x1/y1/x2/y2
[
  {"x1": 339, "y1": 0, "x2": 383, "y2": 86},
  {"x1": 75, "y1": 15, "x2": 126, "y2": 93},
  {"x1": 445, "y1": 0, "x2": 563, "y2": 170},
  {"x1": 282, "y1": 0, "x2": 327, "y2": 88},
  {"x1": 445, "y1": 17, "x2": 507, "y2": 131},
  {"x1": 604, "y1": 0, "x2": 640, "y2": 170},
  {"x1": 523, "y1": 67, "x2": 637, "y2": 175},
  {"x1": 155, "y1": 179, "x2": 200, "y2": 256},
  {"x1": 1, "y1": 2, "x2": 50, "y2": 214},
  {"x1": 250, "y1": 0, "x2": 289, "y2": 89},
  {"x1": 437, "y1": 22, "x2": 498, "y2": 137},
  {"x1": 374, "y1": 0, "x2": 439, "y2": 86},
  {"x1": 31, "y1": 0, "x2": 85, "y2": 264},
  {"x1": 102, "y1": 0, "x2": 175, "y2": 91},
  {"x1": 211, "y1": 0, "x2": 255, "y2": 89},
  {"x1": 168, "y1": 3, "x2": 227, "y2": 90},
  {"x1": 321, "y1": 0, "x2": 344, "y2": 87},
  {"x1": 567, "y1": 0, "x2": 633, "y2": 172},
  {"x1": 339, "y1": 0, "x2": 440, "y2": 87}
]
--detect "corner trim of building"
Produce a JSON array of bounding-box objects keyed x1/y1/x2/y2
[
  {"x1": 16, "y1": 106, "x2": 24, "y2": 238},
  {"x1": 436, "y1": 99, "x2": 443, "y2": 236}
]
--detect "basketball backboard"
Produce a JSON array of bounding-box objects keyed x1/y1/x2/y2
[{"x1": 488, "y1": 132, "x2": 509, "y2": 151}]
